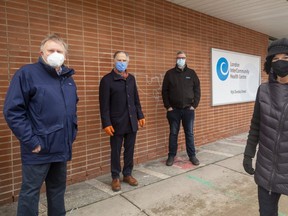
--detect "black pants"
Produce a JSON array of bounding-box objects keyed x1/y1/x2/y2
[
  {"x1": 110, "y1": 132, "x2": 137, "y2": 179},
  {"x1": 258, "y1": 185, "x2": 281, "y2": 216}
]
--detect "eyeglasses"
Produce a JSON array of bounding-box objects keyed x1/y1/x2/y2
[
  {"x1": 272, "y1": 55, "x2": 288, "y2": 62},
  {"x1": 176, "y1": 57, "x2": 186, "y2": 60}
]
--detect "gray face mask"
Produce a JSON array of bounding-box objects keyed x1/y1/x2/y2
[
  {"x1": 177, "y1": 59, "x2": 186, "y2": 68},
  {"x1": 272, "y1": 60, "x2": 288, "y2": 78}
]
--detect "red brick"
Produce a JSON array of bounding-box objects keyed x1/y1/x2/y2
[{"x1": 0, "y1": 0, "x2": 269, "y2": 206}]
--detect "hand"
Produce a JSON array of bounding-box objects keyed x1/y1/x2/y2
[
  {"x1": 167, "y1": 107, "x2": 173, "y2": 111},
  {"x1": 190, "y1": 106, "x2": 195, "y2": 110},
  {"x1": 104, "y1": 126, "x2": 114, "y2": 136},
  {"x1": 139, "y1": 118, "x2": 145, "y2": 127},
  {"x1": 32, "y1": 145, "x2": 41, "y2": 153},
  {"x1": 243, "y1": 155, "x2": 255, "y2": 175}
]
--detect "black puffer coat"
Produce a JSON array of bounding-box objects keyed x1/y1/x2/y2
[{"x1": 245, "y1": 79, "x2": 288, "y2": 195}]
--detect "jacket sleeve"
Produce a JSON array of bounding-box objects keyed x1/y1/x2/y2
[
  {"x1": 244, "y1": 88, "x2": 260, "y2": 158},
  {"x1": 161, "y1": 71, "x2": 170, "y2": 109},
  {"x1": 99, "y1": 76, "x2": 112, "y2": 128},
  {"x1": 3, "y1": 69, "x2": 40, "y2": 151},
  {"x1": 192, "y1": 72, "x2": 201, "y2": 108},
  {"x1": 134, "y1": 79, "x2": 144, "y2": 120}
]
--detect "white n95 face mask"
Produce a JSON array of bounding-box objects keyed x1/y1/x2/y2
[{"x1": 47, "y1": 52, "x2": 65, "y2": 68}]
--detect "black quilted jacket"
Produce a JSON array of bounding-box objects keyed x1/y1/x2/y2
[{"x1": 245, "y1": 80, "x2": 288, "y2": 195}]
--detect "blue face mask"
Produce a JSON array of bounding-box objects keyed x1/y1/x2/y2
[{"x1": 115, "y1": 61, "x2": 127, "y2": 72}]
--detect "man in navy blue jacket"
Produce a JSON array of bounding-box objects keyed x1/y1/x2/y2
[
  {"x1": 99, "y1": 51, "x2": 145, "y2": 192},
  {"x1": 3, "y1": 34, "x2": 78, "y2": 216}
]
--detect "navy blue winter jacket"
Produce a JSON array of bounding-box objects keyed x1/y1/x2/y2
[{"x1": 3, "y1": 57, "x2": 78, "y2": 164}]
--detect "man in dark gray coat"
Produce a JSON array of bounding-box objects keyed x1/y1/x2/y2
[{"x1": 99, "y1": 51, "x2": 145, "y2": 192}]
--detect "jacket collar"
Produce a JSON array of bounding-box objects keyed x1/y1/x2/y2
[
  {"x1": 175, "y1": 64, "x2": 188, "y2": 72},
  {"x1": 111, "y1": 69, "x2": 129, "y2": 80},
  {"x1": 38, "y1": 57, "x2": 75, "y2": 78}
]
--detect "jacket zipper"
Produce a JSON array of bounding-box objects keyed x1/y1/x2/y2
[
  {"x1": 60, "y1": 76, "x2": 70, "y2": 151},
  {"x1": 269, "y1": 100, "x2": 288, "y2": 195}
]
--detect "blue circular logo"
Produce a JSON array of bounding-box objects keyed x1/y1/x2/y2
[{"x1": 216, "y1": 57, "x2": 229, "y2": 81}]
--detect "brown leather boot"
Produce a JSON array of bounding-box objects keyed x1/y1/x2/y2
[
  {"x1": 111, "y1": 178, "x2": 121, "y2": 192},
  {"x1": 123, "y1": 176, "x2": 138, "y2": 186}
]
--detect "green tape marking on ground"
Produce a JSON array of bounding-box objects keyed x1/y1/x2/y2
[
  {"x1": 187, "y1": 174, "x2": 215, "y2": 189},
  {"x1": 186, "y1": 174, "x2": 243, "y2": 201}
]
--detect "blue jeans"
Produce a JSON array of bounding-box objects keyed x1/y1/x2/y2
[
  {"x1": 167, "y1": 108, "x2": 195, "y2": 158},
  {"x1": 258, "y1": 186, "x2": 281, "y2": 216},
  {"x1": 17, "y1": 162, "x2": 67, "y2": 216}
]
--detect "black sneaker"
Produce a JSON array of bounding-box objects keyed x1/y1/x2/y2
[
  {"x1": 166, "y1": 156, "x2": 174, "y2": 166},
  {"x1": 190, "y1": 156, "x2": 200, "y2": 165}
]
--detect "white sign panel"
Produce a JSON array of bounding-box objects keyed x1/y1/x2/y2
[{"x1": 211, "y1": 48, "x2": 261, "y2": 106}]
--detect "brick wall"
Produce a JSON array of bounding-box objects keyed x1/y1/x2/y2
[{"x1": 0, "y1": 0, "x2": 268, "y2": 205}]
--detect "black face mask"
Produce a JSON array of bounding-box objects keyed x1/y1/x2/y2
[{"x1": 272, "y1": 60, "x2": 288, "y2": 78}]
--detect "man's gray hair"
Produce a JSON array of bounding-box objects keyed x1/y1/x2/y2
[
  {"x1": 113, "y1": 51, "x2": 130, "y2": 61},
  {"x1": 176, "y1": 50, "x2": 186, "y2": 56},
  {"x1": 40, "y1": 33, "x2": 68, "y2": 54}
]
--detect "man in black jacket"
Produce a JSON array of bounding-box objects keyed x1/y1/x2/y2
[{"x1": 162, "y1": 51, "x2": 201, "y2": 166}]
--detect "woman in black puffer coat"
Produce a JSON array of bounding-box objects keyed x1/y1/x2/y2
[{"x1": 243, "y1": 38, "x2": 288, "y2": 216}]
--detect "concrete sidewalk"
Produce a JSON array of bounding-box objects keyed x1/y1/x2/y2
[{"x1": 1, "y1": 133, "x2": 288, "y2": 216}]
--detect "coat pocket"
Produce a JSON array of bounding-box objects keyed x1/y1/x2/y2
[{"x1": 34, "y1": 124, "x2": 65, "y2": 154}]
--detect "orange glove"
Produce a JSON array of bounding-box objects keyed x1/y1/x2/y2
[
  {"x1": 104, "y1": 126, "x2": 114, "y2": 136},
  {"x1": 138, "y1": 118, "x2": 145, "y2": 127}
]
